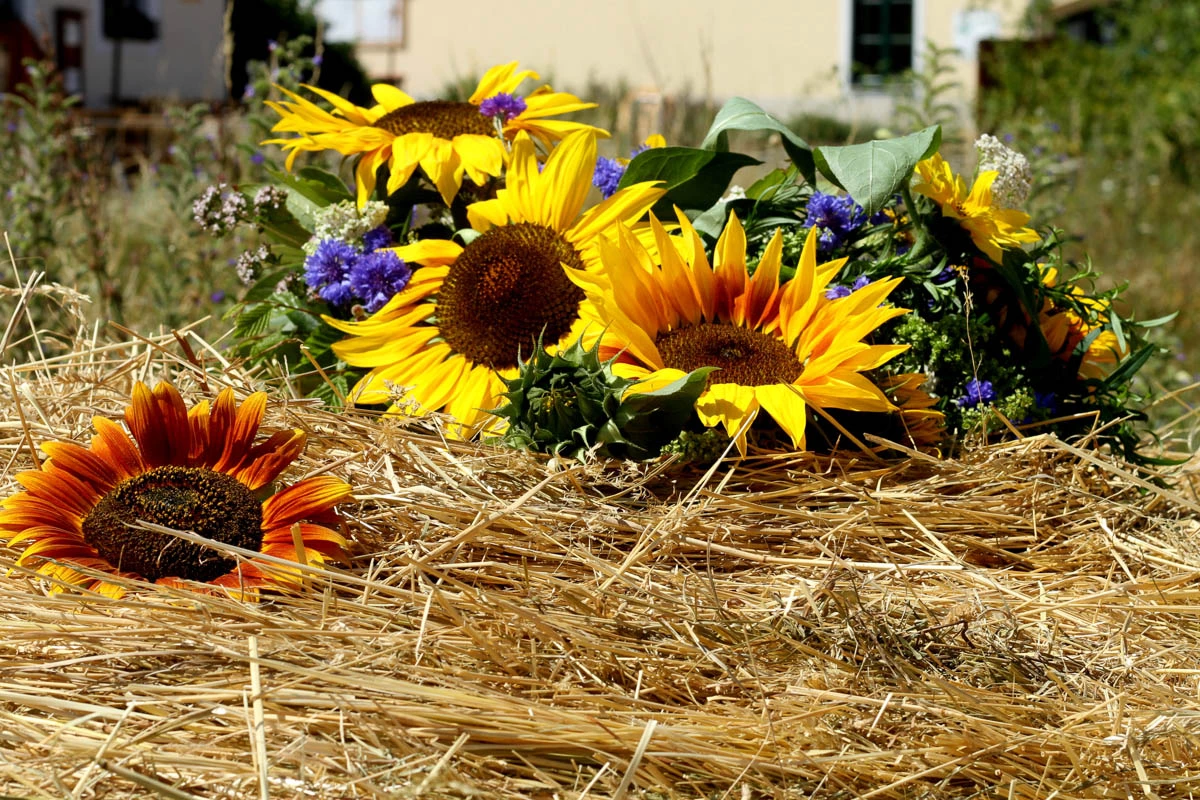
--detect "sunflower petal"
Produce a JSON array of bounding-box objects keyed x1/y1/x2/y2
[{"x1": 261, "y1": 476, "x2": 353, "y2": 530}]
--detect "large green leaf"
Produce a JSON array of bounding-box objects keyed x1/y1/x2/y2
[
  {"x1": 618, "y1": 146, "x2": 760, "y2": 215},
  {"x1": 265, "y1": 166, "x2": 354, "y2": 230},
  {"x1": 700, "y1": 97, "x2": 815, "y2": 184},
  {"x1": 812, "y1": 125, "x2": 941, "y2": 215}
]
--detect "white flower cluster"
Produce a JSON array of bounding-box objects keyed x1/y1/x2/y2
[
  {"x1": 303, "y1": 200, "x2": 390, "y2": 256},
  {"x1": 974, "y1": 134, "x2": 1033, "y2": 211}
]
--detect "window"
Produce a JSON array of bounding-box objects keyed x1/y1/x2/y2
[
  {"x1": 316, "y1": 0, "x2": 405, "y2": 44},
  {"x1": 850, "y1": 0, "x2": 913, "y2": 86},
  {"x1": 102, "y1": 0, "x2": 158, "y2": 41}
]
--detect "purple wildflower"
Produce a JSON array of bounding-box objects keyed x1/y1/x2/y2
[
  {"x1": 1034, "y1": 390, "x2": 1059, "y2": 415},
  {"x1": 312, "y1": 53, "x2": 323, "y2": 66},
  {"x1": 825, "y1": 274, "x2": 872, "y2": 300},
  {"x1": 593, "y1": 156, "x2": 625, "y2": 199},
  {"x1": 955, "y1": 379, "x2": 996, "y2": 408},
  {"x1": 243, "y1": 84, "x2": 256, "y2": 100},
  {"x1": 210, "y1": 290, "x2": 227, "y2": 303},
  {"x1": 478, "y1": 93, "x2": 527, "y2": 123},
  {"x1": 803, "y1": 191, "x2": 868, "y2": 254},
  {"x1": 348, "y1": 249, "x2": 412, "y2": 312},
  {"x1": 250, "y1": 151, "x2": 266, "y2": 165},
  {"x1": 362, "y1": 225, "x2": 393, "y2": 253},
  {"x1": 4, "y1": 120, "x2": 16, "y2": 133},
  {"x1": 304, "y1": 239, "x2": 358, "y2": 305},
  {"x1": 268, "y1": 39, "x2": 278, "y2": 52}
]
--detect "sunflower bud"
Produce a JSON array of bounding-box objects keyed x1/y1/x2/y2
[{"x1": 492, "y1": 337, "x2": 712, "y2": 461}]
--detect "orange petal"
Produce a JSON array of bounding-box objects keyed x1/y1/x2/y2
[
  {"x1": 91, "y1": 417, "x2": 146, "y2": 481},
  {"x1": 235, "y1": 429, "x2": 307, "y2": 491},
  {"x1": 41, "y1": 440, "x2": 121, "y2": 493},
  {"x1": 126, "y1": 382, "x2": 192, "y2": 467},
  {"x1": 14, "y1": 469, "x2": 100, "y2": 518},
  {"x1": 214, "y1": 392, "x2": 267, "y2": 475},
  {"x1": 261, "y1": 476, "x2": 352, "y2": 530}
]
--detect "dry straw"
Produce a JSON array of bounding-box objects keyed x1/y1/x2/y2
[{"x1": 2, "y1": 287, "x2": 1200, "y2": 799}]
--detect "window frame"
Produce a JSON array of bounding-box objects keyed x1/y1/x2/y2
[{"x1": 841, "y1": 0, "x2": 924, "y2": 91}]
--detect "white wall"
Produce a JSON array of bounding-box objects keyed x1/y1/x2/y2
[{"x1": 20, "y1": 0, "x2": 226, "y2": 107}]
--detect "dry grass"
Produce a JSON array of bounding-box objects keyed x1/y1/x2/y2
[{"x1": 2, "y1": 297, "x2": 1200, "y2": 799}]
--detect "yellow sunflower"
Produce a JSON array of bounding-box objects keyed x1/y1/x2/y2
[
  {"x1": 879, "y1": 373, "x2": 946, "y2": 451},
  {"x1": 568, "y1": 211, "x2": 911, "y2": 452},
  {"x1": 324, "y1": 129, "x2": 665, "y2": 436},
  {"x1": 0, "y1": 382, "x2": 351, "y2": 599},
  {"x1": 264, "y1": 61, "x2": 605, "y2": 207},
  {"x1": 1028, "y1": 266, "x2": 1126, "y2": 380},
  {"x1": 912, "y1": 152, "x2": 1040, "y2": 263}
]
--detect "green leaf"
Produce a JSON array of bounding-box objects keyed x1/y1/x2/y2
[
  {"x1": 233, "y1": 302, "x2": 274, "y2": 339},
  {"x1": 1100, "y1": 342, "x2": 1156, "y2": 391},
  {"x1": 1134, "y1": 311, "x2": 1179, "y2": 328},
  {"x1": 265, "y1": 166, "x2": 353, "y2": 229},
  {"x1": 616, "y1": 367, "x2": 716, "y2": 445},
  {"x1": 242, "y1": 267, "x2": 299, "y2": 304},
  {"x1": 296, "y1": 167, "x2": 355, "y2": 201},
  {"x1": 812, "y1": 125, "x2": 942, "y2": 215},
  {"x1": 618, "y1": 146, "x2": 760, "y2": 215},
  {"x1": 700, "y1": 97, "x2": 815, "y2": 184}
]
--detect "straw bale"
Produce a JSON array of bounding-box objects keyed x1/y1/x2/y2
[{"x1": 1, "y1": 319, "x2": 1199, "y2": 799}]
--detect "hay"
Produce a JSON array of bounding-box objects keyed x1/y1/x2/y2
[{"x1": 2, "y1": 318, "x2": 1200, "y2": 799}]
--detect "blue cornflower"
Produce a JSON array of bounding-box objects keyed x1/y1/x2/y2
[
  {"x1": 349, "y1": 249, "x2": 412, "y2": 313},
  {"x1": 1034, "y1": 390, "x2": 1059, "y2": 415},
  {"x1": 478, "y1": 93, "x2": 527, "y2": 122},
  {"x1": 362, "y1": 225, "x2": 393, "y2": 253},
  {"x1": 955, "y1": 378, "x2": 996, "y2": 408},
  {"x1": 803, "y1": 191, "x2": 868, "y2": 254},
  {"x1": 593, "y1": 156, "x2": 625, "y2": 199},
  {"x1": 304, "y1": 239, "x2": 358, "y2": 305},
  {"x1": 825, "y1": 274, "x2": 872, "y2": 300}
]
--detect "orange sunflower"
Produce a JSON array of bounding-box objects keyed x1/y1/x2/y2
[
  {"x1": 264, "y1": 61, "x2": 605, "y2": 207},
  {"x1": 0, "y1": 382, "x2": 351, "y2": 599}
]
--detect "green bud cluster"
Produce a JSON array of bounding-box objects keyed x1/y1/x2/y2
[{"x1": 491, "y1": 338, "x2": 713, "y2": 461}]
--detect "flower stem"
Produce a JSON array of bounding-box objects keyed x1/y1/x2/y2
[{"x1": 899, "y1": 182, "x2": 935, "y2": 263}]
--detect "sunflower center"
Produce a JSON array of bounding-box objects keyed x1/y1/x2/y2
[
  {"x1": 81, "y1": 466, "x2": 264, "y2": 584},
  {"x1": 436, "y1": 222, "x2": 586, "y2": 370},
  {"x1": 656, "y1": 323, "x2": 804, "y2": 386},
  {"x1": 373, "y1": 101, "x2": 495, "y2": 139}
]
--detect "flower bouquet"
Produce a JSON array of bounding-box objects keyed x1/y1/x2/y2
[{"x1": 208, "y1": 61, "x2": 1170, "y2": 464}]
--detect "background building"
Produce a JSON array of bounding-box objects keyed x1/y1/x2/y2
[
  {"x1": 1, "y1": 0, "x2": 226, "y2": 107},
  {"x1": 316, "y1": 0, "x2": 1107, "y2": 136}
]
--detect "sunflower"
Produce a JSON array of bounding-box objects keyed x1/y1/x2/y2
[
  {"x1": 1025, "y1": 266, "x2": 1126, "y2": 380},
  {"x1": 912, "y1": 152, "x2": 1040, "y2": 263},
  {"x1": 264, "y1": 61, "x2": 605, "y2": 207},
  {"x1": 568, "y1": 211, "x2": 912, "y2": 452},
  {"x1": 879, "y1": 373, "x2": 947, "y2": 451},
  {"x1": 324, "y1": 129, "x2": 665, "y2": 436},
  {"x1": 0, "y1": 382, "x2": 351, "y2": 599}
]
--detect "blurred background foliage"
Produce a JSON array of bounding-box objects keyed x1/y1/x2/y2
[{"x1": 977, "y1": 0, "x2": 1200, "y2": 380}]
